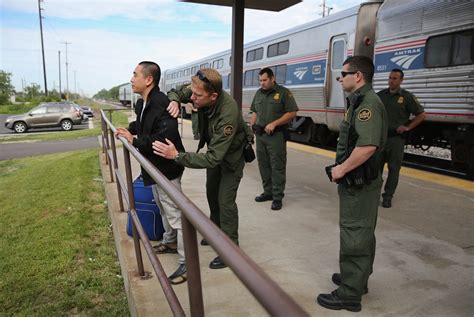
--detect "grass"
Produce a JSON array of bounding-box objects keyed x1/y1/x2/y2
[
  {"x1": 0, "y1": 149, "x2": 129, "y2": 316},
  {"x1": 0, "y1": 110, "x2": 130, "y2": 143},
  {"x1": 0, "y1": 103, "x2": 37, "y2": 115}
]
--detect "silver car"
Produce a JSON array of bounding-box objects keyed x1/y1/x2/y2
[{"x1": 4, "y1": 102, "x2": 84, "y2": 133}]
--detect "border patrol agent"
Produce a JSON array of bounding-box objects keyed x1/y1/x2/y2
[
  {"x1": 377, "y1": 68, "x2": 426, "y2": 208},
  {"x1": 152, "y1": 68, "x2": 249, "y2": 270},
  {"x1": 317, "y1": 56, "x2": 387, "y2": 312},
  {"x1": 250, "y1": 67, "x2": 298, "y2": 210}
]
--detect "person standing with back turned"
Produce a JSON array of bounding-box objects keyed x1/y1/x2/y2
[
  {"x1": 377, "y1": 68, "x2": 426, "y2": 208},
  {"x1": 249, "y1": 67, "x2": 298, "y2": 210},
  {"x1": 317, "y1": 56, "x2": 387, "y2": 312}
]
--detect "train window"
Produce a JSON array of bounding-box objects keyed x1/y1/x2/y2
[
  {"x1": 227, "y1": 73, "x2": 232, "y2": 89},
  {"x1": 244, "y1": 69, "x2": 260, "y2": 87},
  {"x1": 184, "y1": 68, "x2": 190, "y2": 76},
  {"x1": 244, "y1": 70, "x2": 253, "y2": 87},
  {"x1": 212, "y1": 59, "x2": 224, "y2": 69},
  {"x1": 246, "y1": 47, "x2": 264, "y2": 62},
  {"x1": 200, "y1": 63, "x2": 209, "y2": 69},
  {"x1": 246, "y1": 50, "x2": 255, "y2": 62},
  {"x1": 426, "y1": 29, "x2": 473, "y2": 67},
  {"x1": 269, "y1": 64, "x2": 287, "y2": 84},
  {"x1": 331, "y1": 40, "x2": 345, "y2": 70},
  {"x1": 268, "y1": 40, "x2": 289, "y2": 58},
  {"x1": 191, "y1": 66, "x2": 198, "y2": 75}
]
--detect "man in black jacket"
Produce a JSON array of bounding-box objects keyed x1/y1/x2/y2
[{"x1": 115, "y1": 61, "x2": 186, "y2": 284}]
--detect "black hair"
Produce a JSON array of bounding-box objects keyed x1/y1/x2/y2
[
  {"x1": 342, "y1": 56, "x2": 374, "y2": 83},
  {"x1": 259, "y1": 67, "x2": 274, "y2": 78},
  {"x1": 391, "y1": 68, "x2": 404, "y2": 79},
  {"x1": 138, "y1": 61, "x2": 161, "y2": 86}
]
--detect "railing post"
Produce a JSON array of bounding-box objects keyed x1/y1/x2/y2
[
  {"x1": 182, "y1": 214, "x2": 204, "y2": 317},
  {"x1": 123, "y1": 146, "x2": 145, "y2": 276},
  {"x1": 109, "y1": 128, "x2": 124, "y2": 212},
  {"x1": 103, "y1": 111, "x2": 114, "y2": 182},
  {"x1": 101, "y1": 114, "x2": 106, "y2": 155}
]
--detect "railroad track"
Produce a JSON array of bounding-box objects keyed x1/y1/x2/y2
[{"x1": 402, "y1": 153, "x2": 473, "y2": 181}]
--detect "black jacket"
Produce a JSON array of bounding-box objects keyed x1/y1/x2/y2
[{"x1": 128, "y1": 86, "x2": 185, "y2": 185}]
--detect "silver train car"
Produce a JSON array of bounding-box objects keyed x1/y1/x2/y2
[
  {"x1": 161, "y1": 0, "x2": 474, "y2": 174},
  {"x1": 118, "y1": 82, "x2": 139, "y2": 107}
]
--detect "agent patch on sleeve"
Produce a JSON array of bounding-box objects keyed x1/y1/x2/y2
[
  {"x1": 223, "y1": 125, "x2": 234, "y2": 137},
  {"x1": 357, "y1": 108, "x2": 372, "y2": 122}
]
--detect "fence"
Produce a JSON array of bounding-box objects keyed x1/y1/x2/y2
[{"x1": 100, "y1": 109, "x2": 309, "y2": 316}]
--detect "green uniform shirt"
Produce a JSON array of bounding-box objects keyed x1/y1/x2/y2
[
  {"x1": 336, "y1": 84, "x2": 388, "y2": 165},
  {"x1": 168, "y1": 85, "x2": 247, "y2": 171},
  {"x1": 250, "y1": 84, "x2": 298, "y2": 126},
  {"x1": 377, "y1": 88, "x2": 424, "y2": 132}
]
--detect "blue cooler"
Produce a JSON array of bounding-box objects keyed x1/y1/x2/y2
[{"x1": 126, "y1": 177, "x2": 165, "y2": 241}]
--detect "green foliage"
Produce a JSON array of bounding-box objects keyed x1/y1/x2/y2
[
  {"x1": 0, "y1": 70, "x2": 15, "y2": 104},
  {"x1": 0, "y1": 150, "x2": 129, "y2": 316},
  {"x1": 93, "y1": 84, "x2": 122, "y2": 101},
  {"x1": 0, "y1": 103, "x2": 37, "y2": 114}
]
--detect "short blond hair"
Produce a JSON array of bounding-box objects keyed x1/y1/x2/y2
[{"x1": 191, "y1": 68, "x2": 222, "y2": 95}]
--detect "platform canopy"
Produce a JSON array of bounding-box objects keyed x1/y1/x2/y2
[
  {"x1": 180, "y1": 0, "x2": 301, "y2": 11},
  {"x1": 178, "y1": 0, "x2": 301, "y2": 108}
]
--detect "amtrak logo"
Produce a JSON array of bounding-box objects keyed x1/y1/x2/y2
[
  {"x1": 390, "y1": 52, "x2": 422, "y2": 69},
  {"x1": 293, "y1": 67, "x2": 308, "y2": 80}
]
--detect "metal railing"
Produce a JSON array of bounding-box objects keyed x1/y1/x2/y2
[{"x1": 100, "y1": 109, "x2": 309, "y2": 317}]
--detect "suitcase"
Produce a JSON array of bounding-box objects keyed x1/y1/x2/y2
[{"x1": 126, "y1": 177, "x2": 165, "y2": 241}]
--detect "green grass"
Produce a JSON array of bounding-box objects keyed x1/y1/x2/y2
[
  {"x1": 0, "y1": 103, "x2": 37, "y2": 114},
  {"x1": 0, "y1": 110, "x2": 130, "y2": 143},
  {"x1": 0, "y1": 149, "x2": 129, "y2": 316}
]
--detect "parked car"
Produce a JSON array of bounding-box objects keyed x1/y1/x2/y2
[
  {"x1": 80, "y1": 106, "x2": 94, "y2": 118},
  {"x1": 4, "y1": 102, "x2": 84, "y2": 133}
]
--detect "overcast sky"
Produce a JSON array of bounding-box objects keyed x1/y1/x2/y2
[{"x1": 1, "y1": 0, "x2": 365, "y2": 97}]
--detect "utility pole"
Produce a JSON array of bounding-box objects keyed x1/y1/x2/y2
[
  {"x1": 74, "y1": 70, "x2": 77, "y2": 96},
  {"x1": 62, "y1": 41, "x2": 71, "y2": 100},
  {"x1": 320, "y1": 0, "x2": 333, "y2": 17},
  {"x1": 58, "y1": 50, "x2": 62, "y2": 98},
  {"x1": 38, "y1": 0, "x2": 48, "y2": 96}
]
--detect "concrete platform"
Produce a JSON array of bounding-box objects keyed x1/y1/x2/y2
[{"x1": 100, "y1": 119, "x2": 474, "y2": 316}]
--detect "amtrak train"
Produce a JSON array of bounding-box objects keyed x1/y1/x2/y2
[
  {"x1": 118, "y1": 82, "x2": 139, "y2": 106},
  {"x1": 160, "y1": 0, "x2": 474, "y2": 175}
]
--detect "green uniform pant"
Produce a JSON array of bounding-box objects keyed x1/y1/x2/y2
[
  {"x1": 256, "y1": 132, "x2": 287, "y2": 200},
  {"x1": 191, "y1": 111, "x2": 199, "y2": 137},
  {"x1": 380, "y1": 136, "x2": 405, "y2": 199},
  {"x1": 206, "y1": 160, "x2": 244, "y2": 245},
  {"x1": 337, "y1": 180, "x2": 381, "y2": 301}
]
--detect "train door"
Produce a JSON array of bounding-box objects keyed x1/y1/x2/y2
[{"x1": 326, "y1": 35, "x2": 347, "y2": 129}]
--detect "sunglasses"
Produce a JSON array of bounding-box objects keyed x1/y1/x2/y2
[
  {"x1": 340, "y1": 71, "x2": 358, "y2": 78},
  {"x1": 196, "y1": 70, "x2": 216, "y2": 92}
]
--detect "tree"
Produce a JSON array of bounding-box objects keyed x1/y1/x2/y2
[
  {"x1": 0, "y1": 70, "x2": 15, "y2": 104},
  {"x1": 24, "y1": 83, "x2": 42, "y2": 100}
]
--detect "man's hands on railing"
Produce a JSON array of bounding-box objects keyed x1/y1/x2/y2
[
  {"x1": 167, "y1": 101, "x2": 180, "y2": 118},
  {"x1": 153, "y1": 139, "x2": 179, "y2": 160},
  {"x1": 115, "y1": 127, "x2": 134, "y2": 144}
]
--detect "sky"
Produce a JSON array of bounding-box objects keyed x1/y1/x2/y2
[{"x1": 0, "y1": 0, "x2": 365, "y2": 97}]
